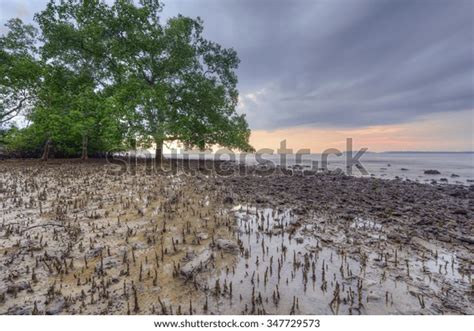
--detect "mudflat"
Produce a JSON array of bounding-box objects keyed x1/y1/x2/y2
[{"x1": 0, "y1": 160, "x2": 472, "y2": 314}]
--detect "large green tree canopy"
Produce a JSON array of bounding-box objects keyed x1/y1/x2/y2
[
  {"x1": 4, "y1": 0, "x2": 252, "y2": 160},
  {"x1": 43, "y1": 0, "x2": 251, "y2": 160}
]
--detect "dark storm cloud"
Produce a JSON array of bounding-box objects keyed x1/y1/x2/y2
[
  {"x1": 2, "y1": 0, "x2": 473, "y2": 130},
  {"x1": 165, "y1": 0, "x2": 474, "y2": 130}
]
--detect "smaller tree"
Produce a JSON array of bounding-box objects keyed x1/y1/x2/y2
[
  {"x1": 4, "y1": 64, "x2": 126, "y2": 160},
  {"x1": 32, "y1": 66, "x2": 125, "y2": 160}
]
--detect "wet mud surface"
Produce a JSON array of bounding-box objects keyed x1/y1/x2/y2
[{"x1": 0, "y1": 160, "x2": 472, "y2": 314}]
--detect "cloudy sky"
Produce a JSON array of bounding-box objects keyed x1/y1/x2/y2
[{"x1": 1, "y1": 0, "x2": 473, "y2": 151}]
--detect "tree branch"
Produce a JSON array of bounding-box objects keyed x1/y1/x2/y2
[{"x1": 0, "y1": 95, "x2": 29, "y2": 124}]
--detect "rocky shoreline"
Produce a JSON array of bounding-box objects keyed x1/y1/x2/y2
[{"x1": 219, "y1": 166, "x2": 473, "y2": 246}]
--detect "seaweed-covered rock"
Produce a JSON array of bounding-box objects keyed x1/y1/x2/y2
[
  {"x1": 214, "y1": 239, "x2": 239, "y2": 254},
  {"x1": 180, "y1": 249, "x2": 213, "y2": 278}
]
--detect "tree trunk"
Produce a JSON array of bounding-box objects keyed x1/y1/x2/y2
[
  {"x1": 155, "y1": 139, "x2": 164, "y2": 164},
  {"x1": 41, "y1": 138, "x2": 51, "y2": 161},
  {"x1": 81, "y1": 135, "x2": 88, "y2": 160}
]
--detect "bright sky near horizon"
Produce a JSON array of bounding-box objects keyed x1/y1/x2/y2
[{"x1": 1, "y1": 0, "x2": 473, "y2": 152}]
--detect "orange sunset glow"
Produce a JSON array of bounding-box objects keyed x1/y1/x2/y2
[{"x1": 248, "y1": 109, "x2": 474, "y2": 153}]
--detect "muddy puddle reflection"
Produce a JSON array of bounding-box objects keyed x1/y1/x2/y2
[{"x1": 195, "y1": 205, "x2": 472, "y2": 315}]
